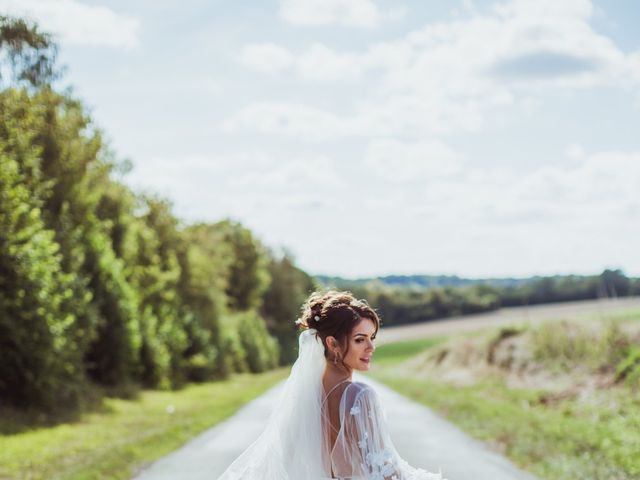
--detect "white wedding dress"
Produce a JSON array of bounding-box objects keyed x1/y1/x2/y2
[
  {"x1": 217, "y1": 329, "x2": 445, "y2": 480},
  {"x1": 321, "y1": 379, "x2": 444, "y2": 479}
]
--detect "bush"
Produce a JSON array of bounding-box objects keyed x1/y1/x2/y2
[{"x1": 235, "y1": 311, "x2": 280, "y2": 373}]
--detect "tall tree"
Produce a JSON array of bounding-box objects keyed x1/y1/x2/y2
[
  {"x1": 215, "y1": 219, "x2": 271, "y2": 311},
  {"x1": 0, "y1": 134, "x2": 83, "y2": 411},
  {"x1": 0, "y1": 15, "x2": 60, "y2": 88},
  {"x1": 261, "y1": 249, "x2": 316, "y2": 364}
]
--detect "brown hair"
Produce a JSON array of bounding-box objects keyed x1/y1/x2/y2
[{"x1": 297, "y1": 290, "x2": 380, "y2": 367}]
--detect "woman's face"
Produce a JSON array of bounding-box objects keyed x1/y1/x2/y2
[{"x1": 342, "y1": 317, "x2": 377, "y2": 371}]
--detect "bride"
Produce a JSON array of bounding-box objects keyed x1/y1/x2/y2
[{"x1": 217, "y1": 290, "x2": 446, "y2": 479}]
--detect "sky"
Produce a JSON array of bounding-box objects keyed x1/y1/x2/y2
[{"x1": 2, "y1": 0, "x2": 639, "y2": 279}]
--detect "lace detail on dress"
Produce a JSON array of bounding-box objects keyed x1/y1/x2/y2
[{"x1": 342, "y1": 384, "x2": 446, "y2": 480}]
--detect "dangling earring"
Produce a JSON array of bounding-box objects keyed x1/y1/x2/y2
[{"x1": 333, "y1": 351, "x2": 339, "y2": 366}]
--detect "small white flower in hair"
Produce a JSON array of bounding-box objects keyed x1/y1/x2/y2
[
  {"x1": 314, "y1": 315, "x2": 320, "y2": 321},
  {"x1": 294, "y1": 318, "x2": 303, "y2": 325}
]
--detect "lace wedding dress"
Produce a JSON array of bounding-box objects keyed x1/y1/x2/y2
[
  {"x1": 217, "y1": 329, "x2": 445, "y2": 480},
  {"x1": 322, "y1": 379, "x2": 443, "y2": 479}
]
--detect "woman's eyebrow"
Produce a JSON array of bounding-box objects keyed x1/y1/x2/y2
[{"x1": 353, "y1": 333, "x2": 371, "y2": 337}]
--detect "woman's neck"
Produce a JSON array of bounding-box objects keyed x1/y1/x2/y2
[{"x1": 323, "y1": 361, "x2": 352, "y2": 386}]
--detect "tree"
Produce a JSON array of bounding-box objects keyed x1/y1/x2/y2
[
  {"x1": 261, "y1": 250, "x2": 316, "y2": 364},
  {"x1": 0, "y1": 15, "x2": 60, "y2": 88},
  {"x1": 215, "y1": 219, "x2": 271, "y2": 311},
  {"x1": 0, "y1": 146, "x2": 84, "y2": 411}
]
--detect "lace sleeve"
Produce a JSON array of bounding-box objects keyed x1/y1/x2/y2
[{"x1": 344, "y1": 384, "x2": 445, "y2": 480}]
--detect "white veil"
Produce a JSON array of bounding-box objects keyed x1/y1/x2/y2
[{"x1": 217, "y1": 328, "x2": 329, "y2": 479}]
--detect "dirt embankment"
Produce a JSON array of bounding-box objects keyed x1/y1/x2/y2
[{"x1": 405, "y1": 317, "x2": 640, "y2": 403}]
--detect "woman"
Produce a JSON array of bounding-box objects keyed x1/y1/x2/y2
[{"x1": 218, "y1": 290, "x2": 445, "y2": 479}]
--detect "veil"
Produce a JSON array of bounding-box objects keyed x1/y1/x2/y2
[
  {"x1": 217, "y1": 328, "x2": 329, "y2": 479},
  {"x1": 217, "y1": 328, "x2": 446, "y2": 480}
]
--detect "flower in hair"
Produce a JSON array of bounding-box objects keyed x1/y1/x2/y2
[
  {"x1": 314, "y1": 315, "x2": 320, "y2": 322},
  {"x1": 294, "y1": 318, "x2": 303, "y2": 325}
]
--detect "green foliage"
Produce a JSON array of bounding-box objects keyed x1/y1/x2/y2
[
  {"x1": 0, "y1": 149, "x2": 83, "y2": 411},
  {"x1": 122, "y1": 196, "x2": 187, "y2": 388},
  {"x1": 356, "y1": 283, "x2": 501, "y2": 327},
  {"x1": 0, "y1": 15, "x2": 309, "y2": 417},
  {"x1": 530, "y1": 320, "x2": 631, "y2": 373},
  {"x1": 176, "y1": 223, "x2": 230, "y2": 379},
  {"x1": 615, "y1": 345, "x2": 640, "y2": 389},
  {"x1": 0, "y1": 15, "x2": 60, "y2": 88},
  {"x1": 234, "y1": 311, "x2": 280, "y2": 372},
  {"x1": 261, "y1": 250, "x2": 316, "y2": 364},
  {"x1": 215, "y1": 219, "x2": 271, "y2": 311},
  {"x1": 82, "y1": 226, "x2": 141, "y2": 385}
]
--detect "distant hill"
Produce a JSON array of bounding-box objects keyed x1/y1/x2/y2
[{"x1": 315, "y1": 274, "x2": 539, "y2": 289}]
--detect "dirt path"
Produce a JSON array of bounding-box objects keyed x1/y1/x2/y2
[{"x1": 377, "y1": 297, "x2": 640, "y2": 344}]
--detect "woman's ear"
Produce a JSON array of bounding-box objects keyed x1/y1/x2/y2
[{"x1": 326, "y1": 335, "x2": 337, "y2": 351}]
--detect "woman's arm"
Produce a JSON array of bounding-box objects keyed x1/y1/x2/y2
[{"x1": 345, "y1": 385, "x2": 445, "y2": 480}]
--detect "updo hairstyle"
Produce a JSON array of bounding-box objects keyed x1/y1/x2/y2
[{"x1": 297, "y1": 290, "x2": 380, "y2": 366}]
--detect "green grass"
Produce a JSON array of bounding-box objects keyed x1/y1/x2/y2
[
  {"x1": 373, "y1": 336, "x2": 448, "y2": 364},
  {"x1": 0, "y1": 368, "x2": 288, "y2": 480},
  {"x1": 372, "y1": 371, "x2": 640, "y2": 480},
  {"x1": 598, "y1": 307, "x2": 640, "y2": 323},
  {"x1": 369, "y1": 319, "x2": 640, "y2": 480}
]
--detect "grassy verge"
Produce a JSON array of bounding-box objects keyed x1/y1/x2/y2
[
  {"x1": 373, "y1": 336, "x2": 448, "y2": 365},
  {"x1": 0, "y1": 368, "x2": 288, "y2": 480},
  {"x1": 598, "y1": 307, "x2": 640, "y2": 323},
  {"x1": 369, "y1": 318, "x2": 640, "y2": 480}
]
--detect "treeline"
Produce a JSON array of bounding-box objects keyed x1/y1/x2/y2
[
  {"x1": 323, "y1": 269, "x2": 640, "y2": 327},
  {"x1": 0, "y1": 16, "x2": 314, "y2": 414}
]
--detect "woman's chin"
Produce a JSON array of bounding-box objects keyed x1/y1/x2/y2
[{"x1": 356, "y1": 362, "x2": 371, "y2": 371}]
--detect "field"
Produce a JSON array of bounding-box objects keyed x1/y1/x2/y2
[{"x1": 370, "y1": 306, "x2": 640, "y2": 480}]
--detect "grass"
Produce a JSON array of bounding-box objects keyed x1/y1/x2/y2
[
  {"x1": 598, "y1": 307, "x2": 640, "y2": 323},
  {"x1": 373, "y1": 371, "x2": 640, "y2": 480},
  {"x1": 373, "y1": 336, "x2": 448, "y2": 364},
  {"x1": 0, "y1": 368, "x2": 288, "y2": 480},
  {"x1": 368, "y1": 313, "x2": 640, "y2": 480}
]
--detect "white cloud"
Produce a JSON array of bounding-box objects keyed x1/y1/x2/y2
[
  {"x1": 279, "y1": 0, "x2": 382, "y2": 28},
  {"x1": 240, "y1": 42, "x2": 364, "y2": 81},
  {"x1": 235, "y1": 0, "x2": 640, "y2": 139},
  {"x1": 240, "y1": 43, "x2": 294, "y2": 73},
  {"x1": 0, "y1": 0, "x2": 140, "y2": 48},
  {"x1": 415, "y1": 149, "x2": 640, "y2": 229},
  {"x1": 125, "y1": 152, "x2": 347, "y2": 214},
  {"x1": 221, "y1": 102, "x2": 360, "y2": 140},
  {"x1": 364, "y1": 138, "x2": 462, "y2": 182},
  {"x1": 297, "y1": 43, "x2": 363, "y2": 81},
  {"x1": 298, "y1": 147, "x2": 640, "y2": 277},
  {"x1": 565, "y1": 143, "x2": 585, "y2": 160}
]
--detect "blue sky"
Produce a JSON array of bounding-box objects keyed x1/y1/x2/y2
[{"x1": 3, "y1": 0, "x2": 639, "y2": 279}]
